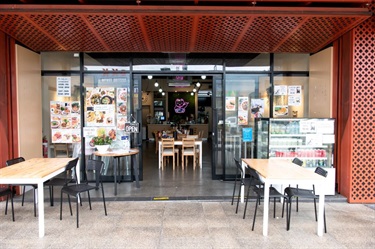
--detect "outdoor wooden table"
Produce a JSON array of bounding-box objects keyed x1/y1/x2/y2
[
  {"x1": 94, "y1": 148, "x2": 140, "y2": 195},
  {"x1": 0, "y1": 157, "x2": 74, "y2": 238},
  {"x1": 241, "y1": 158, "x2": 326, "y2": 237}
]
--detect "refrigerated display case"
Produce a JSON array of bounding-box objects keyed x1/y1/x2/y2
[{"x1": 268, "y1": 118, "x2": 334, "y2": 168}]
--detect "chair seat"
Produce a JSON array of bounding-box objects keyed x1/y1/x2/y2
[
  {"x1": 285, "y1": 187, "x2": 316, "y2": 199},
  {"x1": 253, "y1": 186, "x2": 287, "y2": 198},
  {"x1": 61, "y1": 183, "x2": 97, "y2": 196}
]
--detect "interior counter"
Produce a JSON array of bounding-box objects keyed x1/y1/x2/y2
[{"x1": 147, "y1": 124, "x2": 208, "y2": 139}]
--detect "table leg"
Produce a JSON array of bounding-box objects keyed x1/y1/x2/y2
[
  {"x1": 132, "y1": 155, "x2": 140, "y2": 188},
  {"x1": 37, "y1": 182, "x2": 44, "y2": 238},
  {"x1": 199, "y1": 143, "x2": 202, "y2": 167},
  {"x1": 317, "y1": 194, "x2": 325, "y2": 236},
  {"x1": 240, "y1": 161, "x2": 246, "y2": 203},
  {"x1": 263, "y1": 182, "x2": 270, "y2": 236},
  {"x1": 114, "y1": 157, "x2": 117, "y2": 196},
  {"x1": 158, "y1": 142, "x2": 162, "y2": 169}
]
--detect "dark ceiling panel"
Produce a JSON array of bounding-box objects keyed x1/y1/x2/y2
[{"x1": 0, "y1": 4, "x2": 371, "y2": 53}]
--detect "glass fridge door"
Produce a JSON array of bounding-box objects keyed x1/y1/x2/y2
[{"x1": 254, "y1": 118, "x2": 269, "y2": 159}]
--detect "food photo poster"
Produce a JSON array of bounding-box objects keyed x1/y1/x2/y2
[{"x1": 238, "y1": 97, "x2": 249, "y2": 125}]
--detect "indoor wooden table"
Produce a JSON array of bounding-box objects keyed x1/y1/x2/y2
[
  {"x1": 0, "y1": 157, "x2": 74, "y2": 238},
  {"x1": 241, "y1": 158, "x2": 326, "y2": 237},
  {"x1": 158, "y1": 139, "x2": 203, "y2": 169},
  {"x1": 94, "y1": 148, "x2": 140, "y2": 195}
]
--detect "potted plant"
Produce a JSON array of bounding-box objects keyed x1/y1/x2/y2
[{"x1": 90, "y1": 133, "x2": 113, "y2": 153}]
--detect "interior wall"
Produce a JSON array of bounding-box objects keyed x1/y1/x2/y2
[
  {"x1": 308, "y1": 47, "x2": 333, "y2": 118},
  {"x1": 16, "y1": 45, "x2": 42, "y2": 159}
]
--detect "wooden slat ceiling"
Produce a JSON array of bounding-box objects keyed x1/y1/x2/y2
[{"x1": 0, "y1": 1, "x2": 372, "y2": 54}]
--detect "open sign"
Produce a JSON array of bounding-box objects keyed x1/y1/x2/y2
[{"x1": 124, "y1": 122, "x2": 139, "y2": 133}]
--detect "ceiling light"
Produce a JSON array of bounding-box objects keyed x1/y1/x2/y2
[
  {"x1": 193, "y1": 88, "x2": 197, "y2": 92},
  {"x1": 147, "y1": 75, "x2": 153, "y2": 80},
  {"x1": 154, "y1": 81, "x2": 159, "y2": 87},
  {"x1": 159, "y1": 88, "x2": 163, "y2": 92},
  {"x1": 201, "y1": 75, "x2": 206, "y2": 80},
  {"x1": 196, "y1": 82, "x2": 201, "y2": 87},
  {"x1": 162, "y1": 92, "x2": 165, "y2": 96},
  {"x1": 191, "y1": 92, "x2": 194, "y2": 96}
]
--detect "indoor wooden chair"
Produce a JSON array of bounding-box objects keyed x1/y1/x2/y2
[
  {"x1": 54, "y1": 143, "x2": 70, "y2": 158},
  {"x1": 161, "y1": 138, "x2": 176, "y2": 170},
  {"x1": 181, "y1": 138, "x2": 196, "y2": 170},
  {"x1": 186, "y1": 135, "x2": 200, "y2": 165}
]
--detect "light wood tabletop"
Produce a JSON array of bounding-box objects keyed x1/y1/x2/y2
[
  {"x1": 0, "y1": 157, "x2": 73, "y2": 182},
  {"x1": 93, "y1": 148, "x2": 139, "y2": 157}
]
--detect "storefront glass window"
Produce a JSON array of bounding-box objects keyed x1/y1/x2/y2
[
  {"x1": 273, "y1": 76, "x2": 309, "y2": 118},
  {"x1": 84, "y1": 53, "x2": 131, "y2": 71},
  {"x1": 226, "y1": 53, "x2": 270, "y2": 71},
  {"x1": 41, "y1": 52, "x2": 80, "y2": 71},
  {"x1": 274, "y1": 53, "x2": 309, "y2": 71},
  {"x1": 41, "y1": 75, "x2": 81, "y2": 157}
]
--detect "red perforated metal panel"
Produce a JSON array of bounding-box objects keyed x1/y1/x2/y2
[
  {"x1": 350, "y1": 3, "x2": 375, "y2": 203},
  {"x1": 0, "y1": 5, "x2": 371, "y2": 53}
]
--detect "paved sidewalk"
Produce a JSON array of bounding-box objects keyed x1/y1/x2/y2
[{"x1": 0, "y1": 200, "x2": 374, "y2": 249}]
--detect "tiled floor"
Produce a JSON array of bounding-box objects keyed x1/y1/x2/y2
[{"x1": 1, "y1": 140, "x2": 374, "y2": 248}]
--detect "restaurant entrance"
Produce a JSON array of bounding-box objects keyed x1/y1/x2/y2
[{"x1": 133, "y1": 73, "x2": 224, "y2": 181}]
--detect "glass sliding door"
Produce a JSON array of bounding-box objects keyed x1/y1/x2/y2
[
  {"x1": 211, "y1": 75, "x2": 224, "y2": 179},
  {"x1": 223, "y1": 74, "x2": 271, "y2": 180}
]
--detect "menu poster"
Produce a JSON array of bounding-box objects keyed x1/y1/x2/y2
[
  {"x1": 117, "y1": 116, "x2": 128, "y2": 130},
  {"x1": 85, "y1": 87, "x2": 116, "y2": 127},
  {"x1": 71, "y1": 102, "x2": 80, "y2": 114},
  {"x1": 288, "y1": 95, "x2": 301, "y2": 106},
  {"x1": 274, "y1": 106, "x2": 288, "y2": 116},
  {"x1": 237, "y1": 97, "x2": 249, "y2": 125},
  {"x1": 56, "y1": 77, "x2": 71, "y2": 97},
  {"x1": 86, "y1": 87, "x2": 115, "y2": 107},
  {"x1": 71, "y1": 129, "x2": 81, "y2": 143},
  {"x1": 250, "y1": 99, "x2": 265, "y2": 118},
  {"x1": 50, "y1": 101, "x2": 81, "y2": 143},
  {"x1": 117, "y1": 88, "x2": 128, "y2": 119},
  {"x1": 51, "y1": 129, "x2": 72, "y2": 143},
  {"x1": 288, "y1": 85, "x2": 301, "y2": 95},
  {"x1": 225, "y1": 97, "x2": 236, "y2": 111},
  {"x1": 87, "y1": 127, "x2": 117, "y2": 148},
  {"x1": 274, "y1": 85, "x2": 287, "y2": 96}
]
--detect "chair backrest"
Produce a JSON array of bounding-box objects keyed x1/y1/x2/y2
[
  {"x1": 233, "y1": 158, "x2": 244, "y2": 177},
  {"x1": 6, "y1": 157, "x2": 25, "y2": 166},
  {"x1": 182, "y1": 137, "x2": 195, "y2": 148},
  {"x1": 177, "y1": 133, "x2": 187, "y2": 140},
  {"x1": 186, "y1": 135, "x2": 199, "y2": 139},
  {"x1": 292, "y1": 157, "x2": 303, "y2": 166},
  {"x1": 161, "y1": 138, "x2": 175, "y2": 154},
  {"x1": 85, "y1": 159, "x2": 104, "y2": 188},
  {"x1": 247, "y1": 167, "x2": 262, "y2": 182},
  {"x1": 62, "y1": 158, "x2": 79, "y2": 185},
  {"x1": 315, "y1": 166, "x2": 328, "y2": 178},
  {"x1": 198, "y1": 130, "x2": 204, "y2": 138},
  {"x1": 54, "y1": 143, "x2": 69, "y2": 157}
]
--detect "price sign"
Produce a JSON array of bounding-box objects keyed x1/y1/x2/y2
[{"x1": 124, "y1": 122, "x2": 140, "y2": 133}]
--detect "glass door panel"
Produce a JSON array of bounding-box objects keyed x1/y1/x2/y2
[
  {"x1": 83, "y1": 73, "x2": 134, "y2": 182},
  {"x1": 223, "y1": 74, "x2": 270, "y2": 179}
]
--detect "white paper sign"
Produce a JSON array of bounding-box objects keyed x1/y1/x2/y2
[{"x1": 56, "y1": 77, "x2": 71, "y2": 96}]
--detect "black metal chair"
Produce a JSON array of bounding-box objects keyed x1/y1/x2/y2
[
  {"x1": 244, "y1": 167, "x2": 288, "y2": 230},
  {"x1": 45, "y1": 157, "x2": 79, "y2": 206},
  {"x1": 0, "y1": 185, "x2": 15, "y2": 221},
  {"x1": 233, "y1": 158, "x2": 263, "y2": 215},
  {"x1": 60, "y1": 159, "x2": 107, "y2": 228},
  {"x1": 283, "y1": 166, "x2": 328, "y2": 232},
  {"x1": 6, "y1": 157, "x2": 37, "y2": 217}
]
